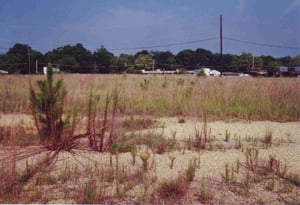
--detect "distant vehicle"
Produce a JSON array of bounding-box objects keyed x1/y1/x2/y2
[
  {"x1": 239, "y1": 73, "x2": 250, "y2": 77},
  {"x1": 195, "y1": 68, "x2": 221, "y2": 76},
  {"x1": 279, "y1": 66, "x2": 288, "y2": 72},
  {"x1": 43, "y1": 67, "x2": 60, "y2": 74},
  {"x1": 222, "y1": 72, "x2": 250, "y2": 77},
  {"x1": 0, "y1": 69, "x2": 8, "y2": 74},
  {"x1": 140, "y1": 69, "x2": 180, "y2": 74}
]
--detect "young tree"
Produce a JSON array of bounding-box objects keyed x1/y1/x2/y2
[{"x1": 29, "y1": 63, "x2": 76, "y2": 150}]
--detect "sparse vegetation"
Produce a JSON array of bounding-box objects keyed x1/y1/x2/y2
[
  {"x1": 0, "y1": 75, "x2": 299, "y2": 120},
  {"x1": 0, "y1": 74, "x2": 299, "y2": 204},
  {"x1": 186, "y1": 161, "x2": 196, "y2": 182},
  {"x1": 198, "y1": 178, "x2": 212, "y2": 203}
]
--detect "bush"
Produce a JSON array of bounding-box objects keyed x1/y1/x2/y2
[
  {"x1": 157, "y1": 175, "x2": 189, "y2": 201},
  {"x1": 197, "y1": 68, "x2": 206, "y2": 77}
]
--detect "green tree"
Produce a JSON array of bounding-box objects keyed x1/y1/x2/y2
[
  {"x1": 5, "y1": 43, "x2": 31, "y2": 74},
  {"x1": 93, "y1": 46, "x2": 115, "y2": 73},
  {"x1": 58, "y1": 55, "x2": 79, "y2": 72},
  {"x1": 151, "y1": 51, "x2": 176, "y2": 69},
  {"x1": 0, "y1": 53, "x2": 6, "y2": 70},
  {"x1": 278, "y1": 56, "x2": 292, "y2": 67},
  {"x1": 195, "y1": 48, "x2": 214, "y2": 67},
  {"x1": 114, "y1": 53, "x2": 135, "y2": 72},
  {"x1": 267, "y1": 61, "x2": 282, "y2": 73},
  {"x1": 45, "y1": 43, "x2": 93, "y2": 73},
  {"x1": 291, "y1": 55, "x2": 300, "y2": 67},
  {"x1": 239, "y1": 53, "x2": 253, "y2": 71},
  {"x1": 176, "y1": 49, "x2": 197, "y2": 68},
  {"x1": 134, "y1": 50, "x2": 150, "y2": 58},
  {"x1": 135, "y1": 53, "x2": 154, "y2": 70},
  {"x1": 29, "y1": 63, "x2": 76, "y2": 150},
  {"x1": 254, "y1": 56, "x2": 263, "y2": 67},
  {"x1": 115, "y1": 54, "x2": 134, "y2": 66},
  {"x1": 261, "y1": 55, "x2": 275, "y2": 68}
]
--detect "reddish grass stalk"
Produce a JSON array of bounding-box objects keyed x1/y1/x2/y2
[{"x1": 99, "y1": 92, "x2": 110, "y2": 151}]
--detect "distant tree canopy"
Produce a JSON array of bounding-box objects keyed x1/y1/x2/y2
[
  {"x1": 135, "y1": 53, "x2": 153, "y2": 70},
  {"x1": 0, "y1": 42, "x2": 299, "y2": 74}
]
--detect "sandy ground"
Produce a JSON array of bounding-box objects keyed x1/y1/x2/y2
[{"x1": 0, "y1": 114, "x2": 300, "y2": 204}]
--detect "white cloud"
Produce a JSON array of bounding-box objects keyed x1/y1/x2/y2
[{"x1": 284, "y1": 0, "x2": 300, "y2": 15}]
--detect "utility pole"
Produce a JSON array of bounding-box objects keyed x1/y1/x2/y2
[
  {"x1": 152, "y1": 60, "x2": 155, "y2": 71},
  {"x1": 28, "y1": 46, "x2": 31, "y2": 74},
  {"x1": 36, "y1": 60, "x2": 38, "y2": 74},
  {"x1": 220, "y1": 14, "x2": 223, "y2": 74},
  {"x1": 252, "y1": 55, "x2": 255, "y2": 68}
]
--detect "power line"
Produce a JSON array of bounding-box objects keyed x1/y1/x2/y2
[
  {"x1": 1, "y1": 36, "x2": 300, "y2": 55},
  {"x1": 0, "y1": 37, "x2": 218, "y2": 53},
  {"x1": 223, "y1": 37, "x2": 300, "y2": 50},
  {"x1": 109, "y1": 37, "x2": 219, "y2": 51}
]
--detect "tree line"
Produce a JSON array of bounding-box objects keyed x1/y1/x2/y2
[{"x1": 0, "y1": 43, "x2": 299, "y2": 74}]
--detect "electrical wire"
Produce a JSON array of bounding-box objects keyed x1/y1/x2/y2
[
  {"x1": 223, "y1": 37, "x2": 300, "y2": 50},
  {"x1": 109, "y1": 37, "x2": 219, "y2": 51}
]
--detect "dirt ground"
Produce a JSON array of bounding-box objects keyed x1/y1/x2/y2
[{"x1": 0, "y1": 114, "x2": 300, "y2": 204}]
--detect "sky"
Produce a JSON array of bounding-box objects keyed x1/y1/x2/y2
[{"x1": 0, "y1": 0, "x2": 299, "y2": 57}]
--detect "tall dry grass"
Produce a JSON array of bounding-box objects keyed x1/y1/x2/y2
[{"x1": 0, "y1": 74, "x2": 299, "y2": 121}]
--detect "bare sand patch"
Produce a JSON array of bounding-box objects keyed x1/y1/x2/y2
[{"x1": 1, "y1": 114, "x2": 299, "y2": 204}]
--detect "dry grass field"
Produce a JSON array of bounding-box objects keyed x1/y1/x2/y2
[{"x1": 0, "y1": 74, "x2": 299, "y2": 204}]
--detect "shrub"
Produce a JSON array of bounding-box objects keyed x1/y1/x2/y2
[
  {"x1": 197, "y1": 68, "x2": 206, "y2": 77},
  {"x1": 157, "y1": 175, "x2": 189, "y2": 201}
]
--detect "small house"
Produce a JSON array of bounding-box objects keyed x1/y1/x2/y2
[{"x1": 43, "y1": 67, "x2": 60, "y2": 74}]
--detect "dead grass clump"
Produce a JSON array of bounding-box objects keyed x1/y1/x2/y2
[
  {"x1": 0, "y1": 126, "x2": 37, "y2": 147},
  {"x1": 111, "y1": 130, "x2": 176, "y2": 154},
  {"x1": 186, "y1": 161, "x2": 196, "y2": 182},
  {"x1": 198, "y1": 179, "x2": 212, "y2": 203},
  {"x1": 80, "y1": 179, "x2": 105, "y2": 204},
  {"x1": 286, "y1": 173, "x2": 300, "y2": 187},
  {"x1": 157, "y1": 175, "x2": 189, "y2": 202},
  {"x1": 244, "y1": 146, "x2": 259, "y2": 171},
  {"x1": 177, "y1": 116, "x2": 186, "y2": 123},
  {"x1": 0, "y1": 166, "x2": 20, "y2": 203},
  {"x1": 122, "y1": 116, "x2": 157, "y2": 131},
  {"x1": 261, "y1": 129, "x2": 273, "y2": 147},
  {"x1": 0, "y1": 126, "x2": 11, "y2": 144},
  {"x1": 193, "y1": 127, "x2": 207, "y2": 150}
]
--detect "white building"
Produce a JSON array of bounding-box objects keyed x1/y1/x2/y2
[
  {"x1": 0, "y1": 69, "x2": 8, "y2": 74},
  {"x1": 43, "y1": 67, "x2": 60, "y2": 74}
]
